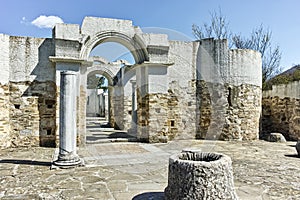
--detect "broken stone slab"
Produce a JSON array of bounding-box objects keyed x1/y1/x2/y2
[
  {"x1": 165, "y1": 151, "x2": 238, "y2": 200},
  {"x1": 296, "y1": 141, "x2": 300, "y2": 157},
  {"x1": 267, "y1": 133, "x2": 287, "y2": 143}
]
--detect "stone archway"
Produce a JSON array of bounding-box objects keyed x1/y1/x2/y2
[
  {"x1": 85, "y1": 58, "x2": 119, "y2": 127},
  {"x1": 51, "y1": 16, "x2": 173, "y2": 166},
  {"x1": 78, "y1": 34, "x2": 148, "y2": 144},
  {"x1": 80, "y1": 31, "x2": 149, "y2": 64}
]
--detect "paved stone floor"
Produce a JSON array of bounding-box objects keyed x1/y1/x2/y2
[
  {"x1": 86, "y1": 117, "x2": 137, "y2": 144},
  {"x1": 0, "y1": 140, "x2": 299, "y2": 199}
]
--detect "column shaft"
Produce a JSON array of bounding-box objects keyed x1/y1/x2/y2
[{"x1": 54, "y1": 71, "x2": 81, "y2": 167}]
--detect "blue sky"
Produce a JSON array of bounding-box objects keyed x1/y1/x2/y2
[{"x1": 1, "y1": 0, "x2": 300, "y2": 70}]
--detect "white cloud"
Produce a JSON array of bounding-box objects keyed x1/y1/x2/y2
[
  {"x1": 31, "y1": 15, "x2": 64, "y2": 29},
  {"x1": 20, "y1": 17, "x2": 29, "y2": 25}
]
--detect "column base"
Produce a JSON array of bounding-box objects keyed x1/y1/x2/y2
[
  {"x1": 53, "y1": 158, "x2": 83, "y2": 167},
  {"x1": 52, "y1": 151, "x2": 84, "y2": 169}
]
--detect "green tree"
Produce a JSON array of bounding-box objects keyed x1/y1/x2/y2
[
  {"x1": 97, "y1": 76, "x2": 108, "y2": 92},
  {"x1": 87, "y1": 75, "x2": 99, "y2": 89},
  {"x1": 87, "y1": 75, "x2": 108, "y2": 92}
]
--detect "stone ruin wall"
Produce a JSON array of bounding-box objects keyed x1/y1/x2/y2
[
  {"x1": 136, "y1": 89, "x2": 149, "y2": 141},
  {"x1": 262, "y1": 81, "x2": 300, "y2": 140},
  {"x1": 167, "y1": 41, "x2": 197, "y2": 141},
  {"x1": 197, "y1": 81, "x2": 261, "y2": 140},
  {"x1": 147, "y1": 80, "x2": 197, "y2": 142},
  {"x1": 196, "y1": 39, "x2": 262, "y2": 140},
  {"x1": 77, "y1": 85, "x2": 86, "y2": 145},
  {"x1": 123, "y1": 95, "x2": 133, "y2": 131},
  {"x1": 145, "y1": 41, "x2": 197, "y2": 142},
  {"x1": 111, "y1": 94, "x2": 132, "y2": 131},
  {"x1": 0, "y1": 17, "x2": 263, "y2": 148},
  {"x1": 0, "y1": 34, "x2": 57, "y2": 148},
  {"x1": 0, "y1": 83, "x2": 10, "y2": 147},
  {"x1": 111, "y1": 90, "x2": 124, "y2": 130},
  {"x1": 9, "y1": 81, "x2": 57, "y2": 147},
  {"x1": 124, "y1": 39, "x2": 262, "y2": 143}
]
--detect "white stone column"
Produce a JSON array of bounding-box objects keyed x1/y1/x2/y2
[
  {"x1": 54, "y1": 71, "x2": 82, "y2": 167},
  {"x1": 130, "y1": 80, "x2": 137, "y2": 129}
]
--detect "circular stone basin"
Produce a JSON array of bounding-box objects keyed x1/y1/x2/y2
[
  {"x1": 179, "y1": 151, "x2": 222, "y2": 162},
  {"x1": 164, "y1": 151, "x2": 238, "y2": 200}
]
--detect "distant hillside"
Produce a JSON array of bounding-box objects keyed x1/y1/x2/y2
[
  {"x1": 264, "y1": 64, "x2": 300, "y2": 90},
  {"x1": 280, "y1": 64, "x2": 300, "y2": 75}
]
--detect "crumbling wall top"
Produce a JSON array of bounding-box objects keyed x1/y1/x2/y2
[
  {"x1": 81, "y1": 16, "x2": 138, "y2": 38},
  {"x1": 53, "y1": 24, "x2": 80, "y2": 41}
]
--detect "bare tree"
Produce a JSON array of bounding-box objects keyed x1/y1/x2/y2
[
  {"x1": 193, "y1": 11, "x2": 282, "y2": 87},
  {"x1": 192, "y1": 9, "x2": 232, "y2": 44},
  {"x1": 232, "y1": 25, "x2": 282, "y2": 84}
]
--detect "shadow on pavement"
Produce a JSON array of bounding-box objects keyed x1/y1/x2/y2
[
  {"x1": 0, "y1": 159, "x2": 51, "y2": 166},
  {"x1": 284, "y1": 154, "x2": 299, "y2": 158}
]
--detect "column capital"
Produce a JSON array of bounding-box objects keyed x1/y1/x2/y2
[
  {"x1": 49, "y1": 56, "x2": 93, "y2": 66},
  {"x1": 50, "y1": 56, "x2": 92, "y2": 72},
  {"x1": 49, "y1": 56, "x2": 85, "y2": 63},
  {"x1": 124, "y1": 61, "x2": 174, "y2": 73}
]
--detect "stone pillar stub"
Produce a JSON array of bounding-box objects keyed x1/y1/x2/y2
[
  {"x1": 136, "y1": 65, "x2": 149, "y2": 140},
  {"x1": 54, "y1": 70, "x2": 82, "y2": 167}
]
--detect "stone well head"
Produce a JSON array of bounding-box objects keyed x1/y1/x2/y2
[
  {"x1": 165, "y1": 150, "x2": 238, "y2": 200},
  {"x1": 179, "y1": 151, "x2": 222, "y2": 162}
]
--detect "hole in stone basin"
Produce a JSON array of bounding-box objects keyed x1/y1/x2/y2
[
  {"x1": 179, "y1": 152, "x2": 222, "y2": 162},
  {"x1": 170, "y1": 120, "x2": 175, "y2": 127},
  {"x1": 14, "y1": 104, "x2": 20, "y2": 109},
  {"x1": 46, "y1": 129, "x2": 52, "y2": 135}
]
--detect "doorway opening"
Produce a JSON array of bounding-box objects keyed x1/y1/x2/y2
[{"x1": 85, "y1": 42, "x2": 137, "y2": 143}]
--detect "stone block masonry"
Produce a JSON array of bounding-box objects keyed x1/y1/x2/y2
[
  {"x1": 0, "y1": 34, "x2": 56, "y2": 148},
  {"x1": 262, "y1": 96, "x2": 300, "y2": 140},
  {"x1": 196, "y1": 39, "x2": 262, "y2": 141},
  {"x1": 0, "y1": 84, "x2": 10, "y2": 148},
  {"x1": 197, "y1": 81, "x2": 261, "y2": 141},
  {"x1": 143, "y1": 81, "x2": 197, "y2": 142},
  {"x1": 9, "y1": 81, "x2": 57, "y2": 147},
  {"x1": 262, "y1": 81, "x2": 300, "y2": 141},
  {"x1": 222, "y1": 84, "x2": 261, "y2": 140}
]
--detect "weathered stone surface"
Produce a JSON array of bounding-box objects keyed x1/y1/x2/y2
[
  {"x1": 165, "y1": 151, "x2": 238, "y2": 200},
  {"x1": 141, "y1": 82, "x2": 197, "y2": 143},
  {"x1": 0, "y1": 140, "x2": 300, "y2": 199},
  {"x1": 0, "y1": 84, "x2": 10, "y2": 148},
  {"x1": 263, "y1": 80, "x2": 300, "y2": 99},
  {"x1": 262, "y1": 96, "x2": 300, "y2": 141},
  {"x1": 0, "y1": 35, "x2": 56, "y2": 148},
  {"x1": 267, "y1": 132, "x2": 287, "y2": 142},
  {"x1": 9, "y1": 81, "x2": 56, "y2": 147},
  {"x1": 197, "y1": 81, "x2": 261, "y2": 140}
]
